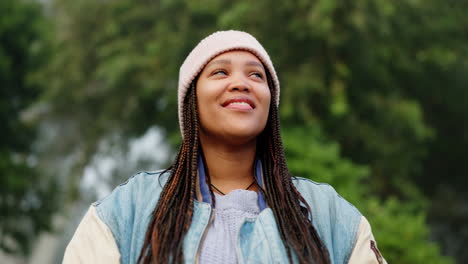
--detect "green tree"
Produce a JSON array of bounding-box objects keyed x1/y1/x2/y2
[
  {"x1": 36, "y1": 0, "x2": 467, "y2": 262},
  {"x1": 0, "y1": 0, "x2": 58, "y2": 255},
  {"x1": 284, "y1": 126, "x2": 452, "y2": 264}
]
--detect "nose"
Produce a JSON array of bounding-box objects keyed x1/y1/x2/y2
[{"x1": 228, "y1": 74, "x2": 251, "y2": 92}]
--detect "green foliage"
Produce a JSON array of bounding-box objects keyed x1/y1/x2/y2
[
  {"x1": 363, "y1": 198, "x2": 452, "y2": 264},
  {"x1": 284, "y1": 126, "x2": 452, "y2": 264},
  {"x1": 0, "y1": 152, "x2": 58, "y2": 254},
  {"x1": 284, "y1": 125, "x2": 368, "y2": 202},
  {"x1": 0, "y1": 0, "x2": 59, "y2": 255},
  {"x1": 9, "y1": 0, "x2": 465, "y2": 262}
]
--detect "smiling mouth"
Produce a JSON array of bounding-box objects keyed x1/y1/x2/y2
[
  {"x1": 224, "y1": 102, "x2": 253, "y2": 110},
  {"x1": 222, "y1": 98, "x2": 255, "y2": 110}
]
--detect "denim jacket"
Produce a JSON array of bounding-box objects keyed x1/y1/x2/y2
[{"x1": 87, "y1": 158, "x2": 363, "y2": 264}]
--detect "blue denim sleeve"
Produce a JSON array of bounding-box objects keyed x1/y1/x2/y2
[
  {"x1": 292, "y1": 177, "x2": 362, "y2": 264},
  {"x1": 93, "y1": 170, "x2": 169, "y2": 264}
]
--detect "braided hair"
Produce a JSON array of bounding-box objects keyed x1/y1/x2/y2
[{"x1": 138, "y1": 74, "x2": 330, "y2": 264}]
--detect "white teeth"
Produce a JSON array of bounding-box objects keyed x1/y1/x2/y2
[{"x1": 230, "y1": 102, "x2": 249, "y2": 105}]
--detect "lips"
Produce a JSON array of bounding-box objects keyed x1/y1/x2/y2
[{"x1": 221, "y1": 97, "x2": 255, "y2": 110}]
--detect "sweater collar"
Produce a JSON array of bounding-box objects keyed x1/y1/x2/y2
[{"x1": 196, "y1": 154, "x2": 267, "y2": 210}]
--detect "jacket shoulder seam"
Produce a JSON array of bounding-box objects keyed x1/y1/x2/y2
[
  {"x1": 292, "y1": 176, "x2": 362, "y2": 215},
  {"x1": 292, "y1": 176, "x2": 332, "y2": 186},
  {"x1": 93, "y1": 169, "x2": 168, "y2": 207}
]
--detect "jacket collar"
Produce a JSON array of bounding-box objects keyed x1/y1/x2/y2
[{"x1": 196, "y1": 154, "x2": 267, "y2": 210}]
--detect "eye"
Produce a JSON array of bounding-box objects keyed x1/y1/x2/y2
[
  {"x1": 212, "y1": 69, "x2": 227, "y2": 76},
  {"x1": 250, "y1": 72, "x2": 264, "y2": 79}
]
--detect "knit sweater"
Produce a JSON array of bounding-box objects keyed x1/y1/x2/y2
[{"x1": 199, "y1": 189, "x2": 260, "y2": 264}]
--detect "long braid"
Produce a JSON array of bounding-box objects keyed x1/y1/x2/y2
[
  {"x1": 187, "y1": 82, "x2": 199, "y2": 228},
  {"x1": 138, "y1": 82, "x2": 200, "y2": 263},
  {"x1": 139, "y1": 72, "x2": 330, "y2": 263},
  {"x1": 258, "y1": 72, "x2": 330, "y2": 263}
]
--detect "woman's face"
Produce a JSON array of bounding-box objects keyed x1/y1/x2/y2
[{"x1": 196, "y1": 50, "x2": 271, "y2": 144}]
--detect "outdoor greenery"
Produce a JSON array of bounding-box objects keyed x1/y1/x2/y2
[
  {"x1": 0, "y1": 0, "x2": 59, "y2": 255},
  {"x1": 2, "y1": 0, "x2": 467, "y2": 263}
]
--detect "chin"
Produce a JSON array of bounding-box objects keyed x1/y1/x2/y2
[
  {"x1": 199, "y1": 118, "x2": 268, "y2": 145},
  {"x1": 222, "y1": 127, "x2": 264, "y2": 143}
]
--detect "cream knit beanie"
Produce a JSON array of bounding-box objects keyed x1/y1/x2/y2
[{"x1": 178, "y1": 30, "x2": 280, "y2": 136}]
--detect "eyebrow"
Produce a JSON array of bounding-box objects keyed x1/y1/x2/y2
[
  {"x1": 205, "y1": 59, "x2": 230, "y2": 68},
  {"x1": 245, "y1": 61, "x2": 264, "y2": 69},
  {"x1": 205, "y1": 59, "x2": 265, "y2": 69}
]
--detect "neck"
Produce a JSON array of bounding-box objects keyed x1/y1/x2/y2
[{"x1": 199, "y1": 134, "x2": 258, "y2": 194}]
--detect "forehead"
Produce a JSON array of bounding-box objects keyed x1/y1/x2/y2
[{"x1": 204, "y1": 50, "x2": 264, "y2": 68}]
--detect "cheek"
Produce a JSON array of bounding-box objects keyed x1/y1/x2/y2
[
  {"x1": 265, "y1": 92, "x2": 272, "y2": 108},
  {"x1": 196, "y1": 80, "x2": 218, "y2": 105},
  {"x1": 196, "y1": 87, "x2": 218, "y2": 131},
  {"x1": 195, "y1": 83, "x2": 208, "y2": 112},
  {"x1": 256, "y1": 91, "x2": 271, "y2": 128},
  {"x1": 260, "y1": 89, "x2": 272, "y2": 112},
  {"x1": 196, "y1": 96, "x2": 209, "y2": 123},
  {"x1": 196, "y1": 88, "x2": 216, "y2": 115}
]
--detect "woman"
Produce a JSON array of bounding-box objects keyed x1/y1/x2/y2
[{"x1": 64, "y1": 30, "x2": 386, "y2": 264}]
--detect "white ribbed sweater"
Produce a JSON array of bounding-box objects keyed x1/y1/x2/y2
[{"x1": 199, "y1": 189, "x2": 260, "y2": 264}]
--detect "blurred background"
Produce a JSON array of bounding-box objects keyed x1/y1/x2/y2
[{"x1": 1, "y1": 0, "x2": 467, "y2": 263}]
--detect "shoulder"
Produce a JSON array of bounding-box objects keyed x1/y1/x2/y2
[
  {"x1": 64, "y1": 206, "x2": 121, "y2": 263},
  {"x1": 292, "y1": 177, "x2": 363, "y2": 263},
  {"x1": 349, "y1": 216, "x2": 387, "y2": 264},
  {"x1": 94, "y1": 170, "x2": 170, "y2": 208},
  {"x1": 94, "y1": 169, "x2": 170, "y2": 219},
  {"x1": 292, "y1": 176, "x2": 361, "y2": 216},
  {"x1": 91, "y1": 170, "x2": 171, "y2": 261}
]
